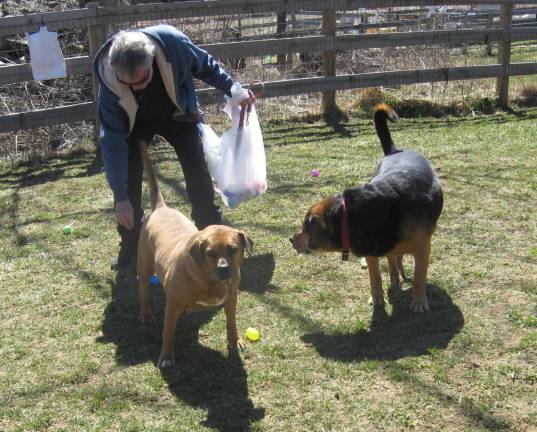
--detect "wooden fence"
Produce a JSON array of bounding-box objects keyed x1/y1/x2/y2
[{"x1": 1, "y1": 0, "x2": 537, "y2": 136}]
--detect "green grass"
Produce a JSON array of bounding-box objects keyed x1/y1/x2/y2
[{"x1": 1, "y1": 107, "x2": 536, "y2": 431}]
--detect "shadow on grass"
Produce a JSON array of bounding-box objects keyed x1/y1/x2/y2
[
  {"x1": 0, "y1": 149, "x2": 109, "y2": 252},
  {"x1": 301, "y1": 283, "x2": 464, "y2": 362},
  {"x1": 262, "y1": 108, "x2": 537, "y2": 149},
  {"x1": 85, "y1": 152, "x2": 104, "y2": 176},
  {"x1": 0, "y1": 156, "x2": 92, "y2": 187},
  {"x1": 96, "y1": 253, "x2": 274, "y2": 431},
  {"x1": 384, "y1": 363, "x2": 513, "y2": 431},
  {"x1": 6, "y1": 189, "x2": 29, "y2": 246},
  {"x1": 263, "y1": 122, "x2": 358, "y2": 147},
  {"x1": 240, "y1": 252, "x2": 276, "y2": 294},
  {"x1": 1, "y1": 155, "x2": 104, "y2": 247},
  {"x1": 162, "y1": 348, "x2": 265, "y2": 431}
]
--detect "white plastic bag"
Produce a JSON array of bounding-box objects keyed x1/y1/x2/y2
[
  {"x1": 198, "y1": 122, "x2": 221, "y2": 180},
  {"x1": 28, "y1": 26, "x2": 67, "y2": 81},
  {"x1": 199, "y1": 83, "x2": 267, "y2": 208}
]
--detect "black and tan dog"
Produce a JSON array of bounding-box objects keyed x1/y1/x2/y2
[
  {"x1": 290, "y1": 104, "x2": 443, "y2": 312},
  {"x1": 137, "y1": 143, "x2": 253, "y2": 368}
]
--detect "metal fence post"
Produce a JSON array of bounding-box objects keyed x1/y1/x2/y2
[
  {"x1": 322, "y1": 5, "x2": 337, "y2": 122},
  {"x1": 86, "y1": 1, "x2": 107, "y2": 150},
  {"x1": 496, "y1": 2, "x2": 513, "y2": 108}
]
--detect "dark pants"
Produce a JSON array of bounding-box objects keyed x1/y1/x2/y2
[{"x1": 117, "y1": 118, "x2": 222, "y2": 249}]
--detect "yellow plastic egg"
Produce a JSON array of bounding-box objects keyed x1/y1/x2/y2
[{"x1": 245, "y1": 327, "x2": 260, "y2": 341}]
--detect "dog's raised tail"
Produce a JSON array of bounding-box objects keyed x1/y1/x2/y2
[
  {"x1": 139, "y1": 142, "x2": 165, "y2": 211},
  {"x1": 373, "y1": 103, "x2": 399, "y2": 156}
]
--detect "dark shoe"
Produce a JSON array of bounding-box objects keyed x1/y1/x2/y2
[{"x1": 111, "y1": 242, "x2": 137, "y2": 271}]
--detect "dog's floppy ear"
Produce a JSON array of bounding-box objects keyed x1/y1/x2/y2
[
  {"x1": 307, "y1": 215, "x2": 325, "y2": 250},
  {"x1": 238, "y1": 231, "x2": 254, "y2": 256},
  {"x1": 189, "y1": 239, "x2": 205, "y2": 267}
]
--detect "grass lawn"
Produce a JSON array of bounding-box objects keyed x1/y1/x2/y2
[{"x1": 0, "y1": 107, "x2": 536, "y2": 431}]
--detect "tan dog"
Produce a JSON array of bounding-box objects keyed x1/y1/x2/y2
[{"x1": 137, "y1": 143, "x2": 253, "y2": 368}]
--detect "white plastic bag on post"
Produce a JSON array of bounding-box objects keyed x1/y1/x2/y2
[
  {"x1": 28, "y1": 26, "x2": 67, "y2": 81},
  {"x1": 199, "y1": 82, "x2": 267, "y2": 208}
]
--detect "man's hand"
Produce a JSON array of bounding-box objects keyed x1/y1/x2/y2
[
  {"x1": 115, "y1": 200, "x2": 134, "y2": 230},
  {"x1": 239, "y1": 88, "x2": 256, "y2": 112},
  {"x1": 238, "y1": 88, "x2": 256, "y2": 127}
]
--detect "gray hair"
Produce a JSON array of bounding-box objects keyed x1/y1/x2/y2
[{"x1": 108, "y1": 30, "x2": 155, "y2": 78}]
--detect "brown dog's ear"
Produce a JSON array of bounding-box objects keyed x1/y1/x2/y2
[
  {"x1": 189, "y1": 239, "x2": 205, "y2": 267},
  {"x1": 238, "y1": 231, "x2": 254, "y2": 256},
  {"x1": 307, "y1": 215, "x2": 325, "y2": 250}
]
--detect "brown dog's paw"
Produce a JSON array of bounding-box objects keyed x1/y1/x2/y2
[
  {"x1": 228, "y1": 338, "x2": 247, "y2": 352},
  {"x1": 237, "y1": 338, "x2": 247, "y2": 351},
  {"x1": 157, "y1": 355, "x2": 176, "y2": 369},
  {"x1": 369, "y1": 295, "x2": 385, "y2": 307},
  {"x1": 410, "y1": 297, "x2": 430, "y2": 313}
]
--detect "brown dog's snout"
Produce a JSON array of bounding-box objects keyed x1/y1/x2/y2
[
  {"x1": 290, "y1": 232, "x2": 302, "y2": 245},
  {"x1": 215, "y1": 257, "x2": 232, "y2": 280},
  {"x1": 290, "y1": 232, "x2": 310, "y2": 253}
]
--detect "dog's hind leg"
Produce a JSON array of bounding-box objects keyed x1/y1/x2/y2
[
  {"x1": 397, "y1": 255, "x2": 409, "y2": 282},
  {"x1": 137, "y1": 254, "x2": 155, "y2": 324},
  {"x1": 158, "y1": 304, "x2": 184, "y2": 368},
  {"x1": 387, "y1": 254, "x2": 404, "y2": 288},
  {"x1": 410, "y1": 238, "x2": 431, "y2": 313},
  {"x1": 138, "y1": 280, "x2": 155, "y2": 324},
  {"x1": 366, "y1": 256, "x2": 384, "y2": 306},
  {"x1": 224, "y1": 286, "x2": 246, "y2": 352}
]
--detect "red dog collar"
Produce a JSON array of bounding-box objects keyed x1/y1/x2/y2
[{"x1": 341, "y1": 198, "x2": 350, "y2": 261}]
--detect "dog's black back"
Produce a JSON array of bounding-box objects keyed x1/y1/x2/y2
[{"x1": 340, "y1": 105, "x2": 443, "y2": 257}]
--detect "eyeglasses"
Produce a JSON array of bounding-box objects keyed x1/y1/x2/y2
[{"x1": 116, "y1": 65, "x2": 152, "y2": 88}]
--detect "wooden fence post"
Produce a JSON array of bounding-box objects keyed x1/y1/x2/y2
[
  {"x1": 322, "y1": 6, "x2": 337, "y2": 122},
  {"x1": 276, "y1": 12, "x2": 287, "y2": 64},
  {"x1": 496, "y1": 2, "x2": 513, "y2": 108},
  {"x1": 485, "y1": 12, "x2": 493, "y2": 56},
  {"x1": 86, "y1": 1, "x2": 107, "y2": 151},
  {"x1": 360, "y1": 13, "x2": 368, "y2": 34}
]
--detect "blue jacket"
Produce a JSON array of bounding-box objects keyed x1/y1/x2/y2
[{"x1": 94, "y1": 25, "x2": 234, "y2": 202}]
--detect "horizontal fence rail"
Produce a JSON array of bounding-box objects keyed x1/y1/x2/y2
[
  {"x1": 260, "y1": 62, "x2": 537, "y2": 97},
  {"x1": 3, "y1": 26, "x2": 537, "y2": 86},
  {"x1": 0, "y1": 56, "x2": 90, "y2": 86},
  {"x1": 1, "y1": 0, "x2": 537, "y2": 36},
  {"x1": 0, "y1": 103, "x2": 95, "y2": 133}
]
